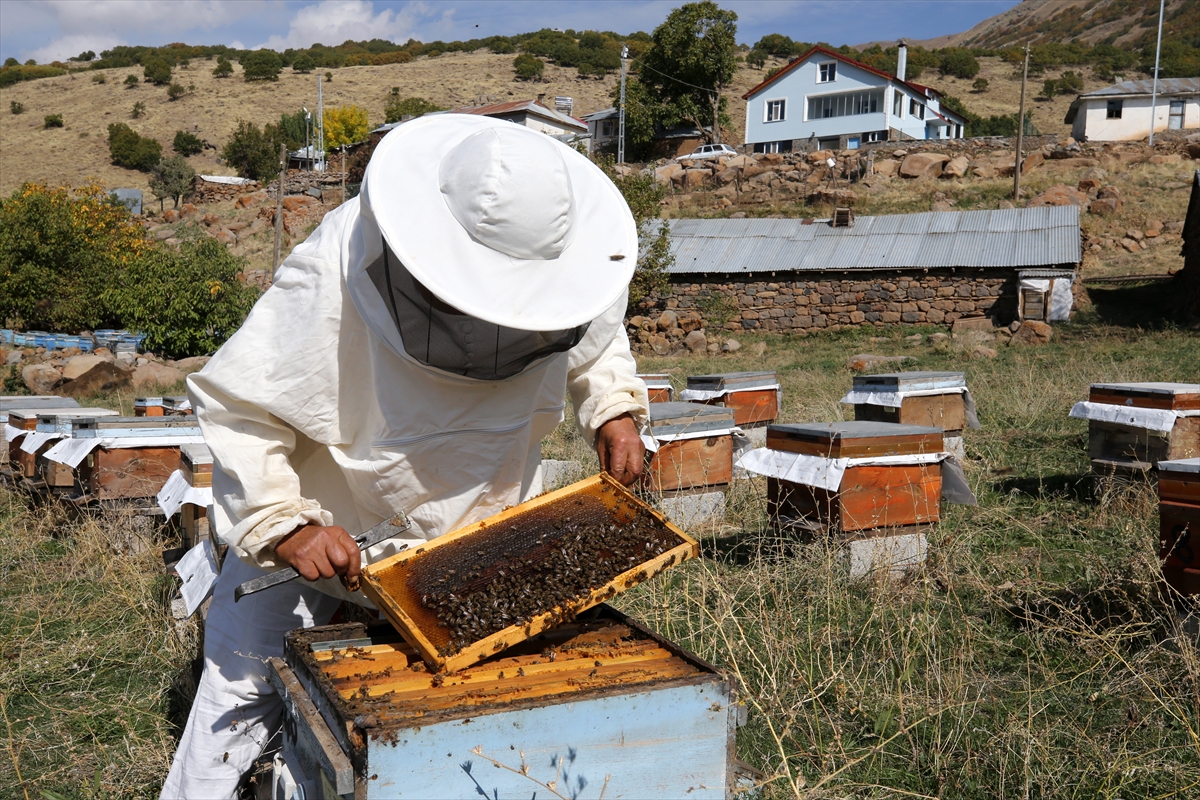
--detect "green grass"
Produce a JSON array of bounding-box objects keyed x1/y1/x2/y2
[{"x1": 3, "y1": 320, "x2": 1199, "y2": 797}]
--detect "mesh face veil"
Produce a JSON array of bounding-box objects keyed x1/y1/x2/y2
[{"x1": 367, "y1": 241, "x2": 590, "y2": 381}]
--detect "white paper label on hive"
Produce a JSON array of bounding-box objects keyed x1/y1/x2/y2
[{"x1": 177, "y1": 540, "x2": 219, "y2": 617}]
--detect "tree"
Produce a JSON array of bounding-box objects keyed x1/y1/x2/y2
[
  {"x1": 607, "y1": 77, "x2": 658, "y2": 159},
  {"x1": 149, "y1": 155, "x2": 196, "y2": 209},
  {"x1": 1042, "y1": 78, "x2": 1059, "y2": 98},
  {"x1": 746, "y1": 49, "x2": 767, "y2": 69},
  {"x1": 220, "y1": 120, "x2": 284, "y2": 181},
  {"x1": 323, "y1": 104, "x2": 369, "y2": 148},
  {"x1": 938, "y1": 48, "x2": 980, "y2": 79},
  {"x1": 71, "y1": 50, "x2": 96, "y2": 62},
  {"x1": 107, "y1": 123, "x2": 162, "y2": 171},
  {"x1": 212, "y1": 58, "x2": 233, "y2": 78},
  {"x1": 173, "y1": 130, "x2": 204, "y2": 156},
  {"x1": 3, "y1": 57, "x2": 17, "y2": 67},
  {"x1": 1059, "y1": 70, "x2": 1084, "y2": 92},
  {"x1": 292, "y1": 54, "x2": 315, "y2": 73},
  {"x1": 143, "y1": 57, "x2": 172, "y2": 85},
  {"x1": 971, "y1": 77, "x2": 989, "y2": 93},
  {"x1": 384, "y1": 96, "x2": 445, "y2": 123},
  {"x1": 167, "y1": 82, "x2": 185, "y2": 101},
  {"x1": 752, "y1": 33, "x2": 798, "y2": 57},
  {"x1": 131, "y1": 101, "x2": 145, "y2": 118},
  {"x1": 124, "y1": 73, "x2": 139, "y2": 88},
  {"x1": 276, "y1": 110, "x2": 310, "y2": 150},
  {"x1": 242, "y1": 49, "x2": 282, "y2": 81},
  {"x1": 638, "y1": 1, "x2": 739, "y2": 143},
  {"x1": 513, "y1": 52, "x2": 544, "y2": 81}
]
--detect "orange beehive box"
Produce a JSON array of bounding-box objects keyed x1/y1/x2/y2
[
  {"x1": 1089, "y1": 382, "x2": 1200, "y2": 411},
  {"x1": 644, "y1": 402, "x2": 736, "y2": 492},
  {"x1": 638, "y1": 373, "x2": 674, "y2": 403},
  {"x1": 687, "y1": 372, "x2": 779, "y2": 426},
  {"x1": 1159, "y1": 458, "x2": 1200, "y2": 595}
]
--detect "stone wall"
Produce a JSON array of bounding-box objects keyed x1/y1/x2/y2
[{"x1": 651, "y1": 269, "x2": 1023, "y2": 333}]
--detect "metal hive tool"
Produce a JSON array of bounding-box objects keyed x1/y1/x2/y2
[{"x1": 361, "y1": 473, "x2": 698, "y2": 673}]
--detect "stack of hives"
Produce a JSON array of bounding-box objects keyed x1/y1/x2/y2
[
  {"x1": 1070, "y1": 382, "x2": 1200, "y2": 476},
  {"x1": 738, "y1": 421, "x2": 976, "y2": 577},
  {"x1": 840, "y1": 371, "x2": 979, "y2": 461},
  {"x1": 1158, "y1": 458, "x2": 1199, "y2": 596},
  {"x1": 642, "y1": 401, "x2": 740, "y2": 528},
  {"x1": 156, "y1": 443, "x2": 214, "y2": 550}
]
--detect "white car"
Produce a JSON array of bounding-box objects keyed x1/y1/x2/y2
[{"x1": 676, "y1": 143, "x2": 738, "y2": 161}]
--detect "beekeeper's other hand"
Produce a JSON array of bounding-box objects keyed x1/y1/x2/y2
[
  {"x1": 274, "y1": 525, "x2": 361, "y2": 582},
  {"x1": 596, "y1": 413, "x2": 643, "y2": 486}
]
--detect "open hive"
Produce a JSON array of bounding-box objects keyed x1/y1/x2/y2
[
  {"x1": 273, "y1": 605, "x2": 736, "y2": 798},
  {"x1": 361, "y1": 473, "x2": 697, "y2": 673}
]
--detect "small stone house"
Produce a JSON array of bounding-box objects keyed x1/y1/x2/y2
[
  {"x1": 656, "y1": 206, "x2": 1081, "y2": 332},
  {"x1": 1066, "y1": 78, "x2": 1199, "y2": 142}
]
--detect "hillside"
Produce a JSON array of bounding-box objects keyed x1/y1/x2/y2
[{"x1": 919, "y1": 0, "x2": 1192, "y2": 49}]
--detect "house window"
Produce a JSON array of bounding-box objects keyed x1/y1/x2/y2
[
  {"x1": 847, "y1": 136, "x2": 860, "y2": 149},
  {"x1": 753, "y1": 140, "x2": 792, "y2": 154},
  {"x1": 600, "y1": 120, "x2": 615, "y2": 136},
  {"x1": 864, "y1": 130, "x2": 886, "y2": 143},
  {"x1": 818, "y1": 62, "x2": 837, "y2": 83},
  {"x1": 1106, "y1": 99, "x2": 1123, "y2": 119},
  {"x1": 765, "y1": 98, "x2": 786, "y2": 122},
  {"x1": 892, "y1": 91, "x2": 903, "y2": 117},
  {"x1": 909, "y1": 99, "x2": 925, "y2": 119},
  {"x1": 807, "y1": 89, "x2": 883, "y2": 120}
]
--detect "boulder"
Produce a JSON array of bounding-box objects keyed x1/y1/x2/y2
[
  {"x1": 714, "y1": 168, "x2": 739, "y2": 185},
  {"x1": 807, "y1": 149, "x2": 835, "y2": 165},
  {"x1": 162, "y1": 209, "x2": 180, "y2": 223},
  {"x1": 281, "y1": 195, "x2": 314, "y2": 211},
  {"x1": 760, "y1": 152, "x2": 784, "y2": 165},
  {"x1": 154, "y1": 228, "x2": 175, "y2": 241},
  {"x1": 971, "y1": 346, "x2": 998, "y2": 359},
  {"x1": 172, "y1": 355, "x2": 211, "y2": 373},
  {"x1": 235, "y1": 191, "x2": 267, "y2": 208},
  {"x1": 7, "y1": 350, "x2": 25, "y2": 366},
  {"x1": 846, "y1": 354, "x2": 915, "y2": 372},
  {"x1": 180, "y1": 203, "x2": 200, "y2": 218},
  {"x1": 1009, "y1": 320, "x2": 1052, "y2": 346},
  {"x1": 951, "y1": 316, "x2": 995, "y2": 334},
  {"x1": 1125, "y1": 229, "x2": 1144, "y2": 242},
  {"x1": 655, "y1": 163, "x2": 684, "y2": 185},
  {"x1": 971, "y1": 163, "x2": 997, "y2": 179},
  {"x1": 60, "y1": 362, "x2": 133, "y2": 396},
  {"x1": 931, "y1": 200, "x2": 953, "y2": 212},
  {"x1": 683, "y1": 168, "x2": 712, "y2": 189},
  {"x1": 684, "y1": 330, "x2": 708, "y2": 352},
  {"x1": 648, "y1": 334, "x2": 671, "y2": 355},
  {"x1": 942, "y1": 156, "x2": 970, "y2": 179},
  {"x1": 1021, "y1": 152, "x2": 1045, "y2": 174},
  {"x1": 1186, "y1": 142, "x2": 1200, "y2": 160},
  {"x1": 1120, "y1": 238, "x2": 1141, "y2": 253},
  {"x1": 132, "y1": 362, "x2": 186, "y2": 389},
  {"x1": 213, "y1": 229, "x2": 236, "y2": 245},
  {"x1": 873, "y1": 159, "x2": 900, "y2": 177},
  {"x1": 725, "y1": 155, "x2": 756, "y2": 169},
  {"x1": 899, "y1": 153, "x2": 951, "y2": 179},
  {"x1": 62, "y1": 354, "x2": 105, "y2": 381},
  {"x1": 678, "y1": 312, "x2": 704, "y2": 333},
  {"x1": 1027, "y1": 184, "x2": 1088, "y2": 207},
  {"x1": 21, "y1": 363, "x2": 62, "y2": 394},
  {"x1": 1148, "y1": 154, "x2": 1181, "y2": 165},
  {"x1": 1089, "y1": 197, "x2": 1120, "y2": 215},
  {"x1": 721, "y1": 338, "x2": 742, "y2": 353},
  {"x1": 656, "y1": 310, "x2": 679, "y2": 331}
]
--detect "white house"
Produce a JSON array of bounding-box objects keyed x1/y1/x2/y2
[
  {"x1": 452, "y1": 99, "x2": 589, "y2": 139},
  {"x1": 742, "y1": 44, "x2": 967, "y2": 153},
  {"x1": 1065, "y1": 78, "x2": 1199, "y2": 141},
  {"x1": 582, "y1": 107, "x2": 619, "y2": 152}
]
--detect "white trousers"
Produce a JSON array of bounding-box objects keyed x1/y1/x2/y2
[{"x1": 160, "y1": 556, "x2": 342, "y2": 799}]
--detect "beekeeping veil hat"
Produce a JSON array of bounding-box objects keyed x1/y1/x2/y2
[{"x1": 359, "y1": 114, "x2": 638, "y2": 332}]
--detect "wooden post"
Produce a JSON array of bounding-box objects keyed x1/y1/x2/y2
[
  {"x1": 1013, "y1": 43, "x2": 1029, "y2": 203},
  {"x1": 271, "y1": 143, "x2": 286, "y2": 282}
]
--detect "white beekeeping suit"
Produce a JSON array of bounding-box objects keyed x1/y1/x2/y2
[{"x1": 161, "y1": 115, "x2": 649, "y2": 798}]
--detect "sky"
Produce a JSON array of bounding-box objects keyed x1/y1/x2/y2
[{"x1": 0, "y1": 0, "x2": 1023, "y2": 65}]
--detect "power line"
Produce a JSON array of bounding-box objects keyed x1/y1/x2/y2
[{"x1": 632, "y1": 59, "x2": 719, "y2": 97}]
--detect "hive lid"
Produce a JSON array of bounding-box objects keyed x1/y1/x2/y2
[
  {"x1": 686, "y1": 371, "x2": 778, "y2": 391},
  {"x1": 180, "y1": 443, "x2": 213, "y2": 469},
  {"x1": 1089, "y1": 382, "x2": 1200, "y2": 411},
  {"x1": 135, "y1": 397, "x2": 164, "y2": 407},
  {"x1": 852, "y1": 371, "x2": 966, "y2": 392},
  {"x1": 649, "y1": 401, "x2": 736, "y2": 435},
  {"x1": 767, "y1": 421, "x2": 944, "y2": 458},
  {"x1": 0, "y1": 396, "x2": 80, "y2": 412},
  {"x1": 360, "y1": 473, "x2": 698, "y2": 673},
  {"x1": 1159, "y1": 458, "x2": 1200, "y2": 475},
  {"x1": 637, "y1": 373, "x2": 672, "y2": 388},
  {"x1": 283, "y1": 605, "x2": 723, "y2": 734},
  {"x1": 162, "y1": 396, "x2": 191, "y2": 411},
  {"x1": 34, "y1": 408, "x2": 121, "y2": 433}
]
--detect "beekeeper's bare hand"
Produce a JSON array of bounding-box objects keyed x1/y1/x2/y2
[
  {"x1": 275, "y1": 525, "x2": 361, "y2": 583},
  {"x1": 596, "y1": 413, "x2": 644, "y2": 486}
]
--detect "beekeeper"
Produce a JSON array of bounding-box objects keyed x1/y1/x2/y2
[{"x1": 161, "y1": 114, "x2": 649, "y2": 798}]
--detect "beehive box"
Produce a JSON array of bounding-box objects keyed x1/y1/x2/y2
[
  {"x1": 180, "y1": 443, "x2": 213, "y2": 547},
  {"x1": 1085, "y1": 382, "x2": 1200, "y2": 470},
  {"x1": 73, "y1": 416, "x2": 202, "y2": 500},
  {"x1": 686, "y1": 371, "x2": 779, "y2": 426},
  {"x1": 850, "y1": 371, "x2": 969, "y2": 433},
  {"x1": 645, "y1": 402, "x2": 736, "y2": 492},
  {"x1": 766, "y1": 422, "x2": 944, "y2": 533},
  {"x1": 0, "y1": 396, "x2": 80, "y2": 425},
  {"x1": 1159, "y1": 458, "x2": 1200, "y2": 596},
  {"x1": 271, "y1": 605, "x2": 737, "y2": 799},
  {"x1": 35, "y1": 410, "x2": 122, "y2": 490},
  {"x1": 361, "y1": 473, "x2": 698, "y2": 674},
  {"x1": 135, "y1": 397, "x2": 166, "y2": 417},
  {"x1": 638, "y1": 373, "x2": 674, "y2": 403},
  {"x1": 7, "y1": 408, "x2": 117, "y2": 483},
  {"x1": 1089, "y1": 382, "x2": 1200, "y2": 410},
  {"x1": 162, "y1": 396, "x2": 192, "y2": 415}
]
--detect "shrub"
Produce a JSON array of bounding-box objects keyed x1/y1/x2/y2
[
  {"x1": 173, "y1": 130, "x2": 203, "y2": 156},
  {"x1": 220, "y1": 120, "x2": 284, "y2": 181},
  {"x1": 212, "y1": 58, "x2": 233, "y2": 78},
  {"x1": 971, "y1": 77, "x2": 989, "y2": 93},
  {"x1": 1042, "y1": 78, "x2": 1059, "y2": 98},
  {"x1": 746, "y1": 49, "x2": 767, "y2": 69},
  {"x1": 325, "y1": 71, "x2": 333, "y2": 82},
  {"x1": 10, "y1": 101, "x2": 23, "y2": 114},
  {"x1": 104, "y1": 237, "x2": 259, "y2": 358},
  {"x1": 91, "y1": 73, "x2": 106, "y2": 84},
  {"x1": 0, "y1": 183, "x2": 150, "y2": 331},
  {"x1": 43, "y1": 114, "x2": 63, "y2": 129},
  {"x1": 0, "y1": 64, "x2": 67, "y2": 88},
  {"x1": 292, "y1": 54, "x2": 315, "y2": 73},
  {"x1": 3, "y1": 57, "x2": 16, "y2": 67},
  {"x1": 148, "y1": 154, "x2": 196, "y2": 209},
  {"x1": 124, "y1": 73, "x2": 139, "y2": 88},
  {"x1": 323, "y1": 104, "x2": 369, "y2": 148},
  {"x1": 131, "y1": 101, "x2": 145, "y2": 118},
  {"x1": 166, "y1": 82, "x2": 185, "y2": 101},
  {"x1": 939, "y1": 48, "x2": 980, "y2": 79},
  {"x1": 513, "y1": 53, "x2": 544, "y2": 81},
  {"x1": 383, "y1": 96, "x2": 444, "y2": 123},
  {"x1": 107, "y1": 122, "x2": 161, "y2": 171},
  {"x1": 143, "y1": 57, "x2": 171, "y2": 85},
  {"x1": 242, "y1": 49, "x2": 282, "y2": 81},
  {"x1": 1059, "y1": 70, "x2": 1084, "y2": 92}
]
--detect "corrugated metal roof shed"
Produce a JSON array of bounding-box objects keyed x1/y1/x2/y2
[
  {"x1": 1079, "y1": 78, "x2": 1200, "y2": 98},
  {"x1": 664, "y1": 206, "x2": 1080, "y2": 275}
]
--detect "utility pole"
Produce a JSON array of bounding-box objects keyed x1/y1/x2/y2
[
  {"x1": 618, "y1": 44, "x2": 628, "y2": 164},
  {"x1": 1013, "y1": 43, "x2": 1030, "y2": 203},
  {"x1": 317, "y1": 72, "x2": 324, "y2": 172},
  {"x1": 271, "y1": 143, "x2": 285, "y2": 282},
  {"x1": 1149, "y1": 0, "x2": 1165, "y2": 146}
]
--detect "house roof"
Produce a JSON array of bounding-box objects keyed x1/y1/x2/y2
[
  {"x1": 451, "y1": 99, "x2": 588, "y2": 132},
  {"x1": 662, "y1": 206, "x2": 1081, "y2": 275},
  {"x1": 742, "y1": 45, "x2": 928, "y2": 101},
  {"x1": 582, "y1": 107, "x2": 618, "y2": 121},
  {"x1": 1078, "y1": 77, "x2": 1200, "y2": 98}
]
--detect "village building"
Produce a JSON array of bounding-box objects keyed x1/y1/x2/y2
[
  {"x1": 449, "y1": 99, "x2": 589, "y2": 139},
  {"x1": 1065, "y1": 78, "x2": 1200, "y2": 141},
  {"x1": 583, "y1": 108, "x2": 712, "y2": 158},
  {"x1": 742, "y1": 43, "x2": 967, "y2": 153},
  {"x1": 656, "y1": 206, "x2": 1080, "y2": 332}
]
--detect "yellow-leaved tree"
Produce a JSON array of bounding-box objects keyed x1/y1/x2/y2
[{"x1": 322, "y1": 105, "x2": 369, "y2": 149}]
